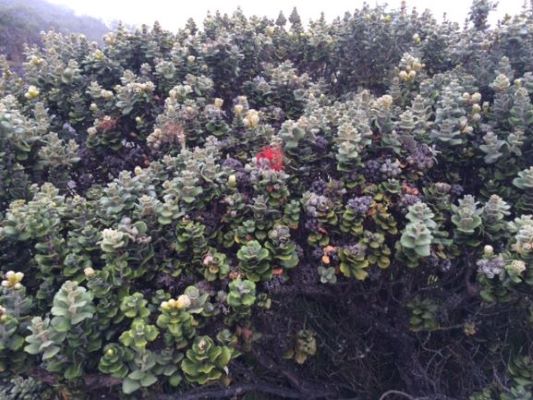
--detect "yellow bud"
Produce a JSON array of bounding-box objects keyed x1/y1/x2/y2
[
  {"x1": 228, "y1": 174, "x2": 237, "y2": 188},
  {"x1": 84, "y1": 267, "x2": 96, "y2": 278},
  {"x1": 471, "y1": 92, "x2": 482, "y2": 103},
  {"x1": 483, "y1": 245, "x2": 494, "y2": 257},
  {"x1": 30, "y1": 56, "x2": 43, "y2": 66},
  {"x1": 234, "y1": 104, "x2": 244, "y2": 116},
  {"x1": 214, "y1": 98, "x2": 224, "y2": 109},
  {"x1": 94, "y1": 50, "x2": 105, "y2": 61},
  {"x1": 24, "y1": 85, "x2": 40, "y2": 100},
  {"x1": 101, "y1": 90, "x2": 113, "y2": 100},
  {"x1": 176, "y1": 294, "x2": 191, "y2": 309},
  {"x1": 244, "y1": 110, "x2": 260, "y2": 128},
  {"x1": 464, "y1": 322, "x2": 477, "y2": 336},
  {"x1": 399, "y1": 71, "x2": 408, "y2": 80}
]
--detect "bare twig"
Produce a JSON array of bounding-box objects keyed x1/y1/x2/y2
[{"x1": 379, "y1": 390, "x2": 416, "y2": 400}]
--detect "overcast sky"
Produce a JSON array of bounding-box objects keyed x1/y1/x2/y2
[{"x1": 48, "y1": 0, "x2": 527, "y2": 30}]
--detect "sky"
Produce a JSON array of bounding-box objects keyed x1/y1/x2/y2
[{"x1": 48, "y1": 0, "x2": 527, "y2": 30}]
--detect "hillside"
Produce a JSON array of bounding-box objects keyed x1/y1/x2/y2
[{"x1": 0, "y1": 0, "x2": 108, "y2": 66}]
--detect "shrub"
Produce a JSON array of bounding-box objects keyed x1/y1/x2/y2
[{"x1": 0, "y1": 1, "x2": 532, "y2": 399}]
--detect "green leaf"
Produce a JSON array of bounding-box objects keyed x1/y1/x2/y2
[
  {"x1": 140, "y1": 373, "x2": 158, "y2": 387},
  {"x1": 169, "y1": 373, "x2": 182, "y2": 387},
  {"x1": 122, "y1": 378, "x2": 141, "y2": 394},
  {"x1": 51, "y1": 316, "x2": 71, "y2": 332},
  {"x1": 64, "y1": 364, "x2": 83, "y2": 380},
  {"x1": 7, "y1": 335, "x2": 25, "y2": 351},
  {"x1": 128, "y1": 370, "x2": 145, "y2": 380},
  {"x1": 414, "y1": 245, "x2": 430, "y2": 257},
  {"x1": 42, "y1": 346, "x2": 61, "y2": 360}
]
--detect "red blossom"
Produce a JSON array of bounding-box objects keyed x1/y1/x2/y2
[{"x1": 256, "y1": 145, "x2": 284, "y2": 171}]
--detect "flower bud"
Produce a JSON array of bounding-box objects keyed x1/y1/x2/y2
[
  {"x1": 203, "y1": 254, "x2": 214, "y2": 265},
  {"x1": 84, "y1": 267, "x2": 96, "y2": 278},
  {"x1": 471, "y1": 92, "x2": 482, "y2": 103},
  {"x1": 94, "y1": 49, "x2": 105, "y2": 61},
  {"x1": 234, "y1": 104, "x2": 244, "y2": 115},
  {"x1": 2, "y1": 271, "x2": 24, "y2": 289},
  {"x1": 506, "y1": 260, "x2": 526, "y2": 275},
  {"x1": 176, "y1": 294, "x2": 191, "y2": 309},
  {"x1": 24, "y1": 85, "x2": 40, "y2": 100},
  {"x1": 228, "y1": 174, "x2": 237, "y2": 188}
]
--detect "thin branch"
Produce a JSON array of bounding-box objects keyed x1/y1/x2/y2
[{"x1": 379, "y1": 390, "x2": 416, "y2": 400}]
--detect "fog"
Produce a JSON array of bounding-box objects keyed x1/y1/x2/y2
[{"x1": 48, "y1": 0, "x2": 526, "y2": 31}]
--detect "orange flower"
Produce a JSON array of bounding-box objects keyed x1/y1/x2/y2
[
  {"x1": 402, "y1": 182, "x2": 420, "y2": 196},
  {"x1": 323, "y1": 245, "x2": 336, "y2": 255}
]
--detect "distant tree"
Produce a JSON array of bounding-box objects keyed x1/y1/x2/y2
[{"x1": 0, "y1": 0, "x2": 108, "y2": 66}]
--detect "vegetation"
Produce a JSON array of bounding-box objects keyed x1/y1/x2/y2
[
  {"x1": 0, "y1": 0, "x2": 108, "y2": 67},
  {"x1": 0, "y1": 0, "x2": 532, "y2": 398}
]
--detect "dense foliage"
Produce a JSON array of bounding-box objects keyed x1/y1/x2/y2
[{"x1": 0, "y1": 1, "x2": 532, "y2": 399}]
